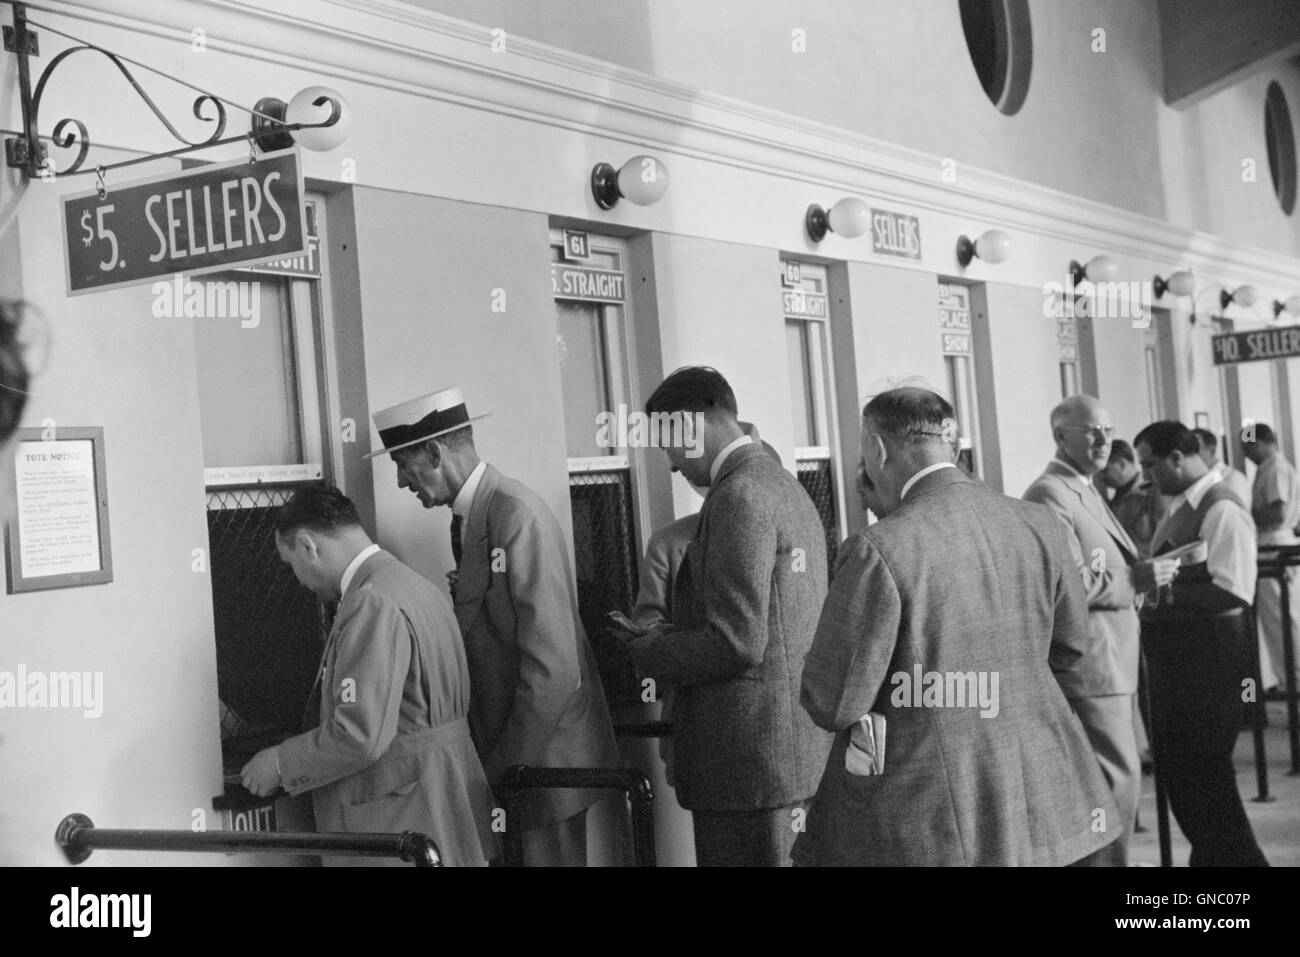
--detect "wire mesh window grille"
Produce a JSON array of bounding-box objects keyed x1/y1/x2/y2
[
  {"x1": 797, "y1": 457, "x2": 840, "y2": 573},
  {"x1": 569, "y1": 468, "x2": 640, "y2": 700},
  {"x1": 207, "y1": 484, "x2": 327, "y2": 767}
]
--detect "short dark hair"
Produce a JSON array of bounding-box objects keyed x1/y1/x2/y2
[
  {"x1": 1247, "y1": 422, "x2": 1277, "y2": 445},
  {"x1": 863, "y1": 387, "x2": 956, "y2": 446},
  {"x1": 1108, "y1": 438, "x2": 1135, "y2": 464},
  {"x1": 1190, "y1": 427, "x2": 1216, "y2": 451},
  {"x1": 275, "y1": 486, "x2": 362, "y2": 538},
  {"x1": 0, "y1": 301, "x2": 31, "y2": 445},
  {"x1": 645, "y1": 366, "x2": 738, "y2": 417},
  {"x1": 1133, "y1": 420, "x2": 1200, "y2": 458}
]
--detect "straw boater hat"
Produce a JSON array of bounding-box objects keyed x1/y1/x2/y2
[{"x1": 364, "y1": 387, "x2": 491, "y2": 459}]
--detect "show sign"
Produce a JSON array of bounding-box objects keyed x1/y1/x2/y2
[{"x1": 62, "y1": 148, "x2": 307, "y2": 295}]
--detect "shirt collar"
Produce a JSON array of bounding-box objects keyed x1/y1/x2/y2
[
  {"x1": 1052, "y1": 454, "x2": 1094, "y2": 487},
  {"x1": 340, "y1": 543, "x2": 381, "y2": 598},
  {"x1": 1171, "y1": 468, "x2": 1221, "y2": 512},
  {"x1": 452, "y1": 460, "x2": 487, "y2": 518},
  {"x1": 709, "y1": 435, "x2": 754, "y2": 485},
  {"x1": 900, "y1": 461, "x2": 958, "y2": 501}
]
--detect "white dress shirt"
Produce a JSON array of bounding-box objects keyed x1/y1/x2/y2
[
  {"x1": 452, "y1": 460, "x2": 488, "y2": 518},
  {"x1": 339, "y1": 543, "x2": 382, "y2": 598},
  {"x1": 709, "y1": 434, "x2": 754, "y2": 485},
  {"x1": 1161, "y1": 469, "x2": 1257, "y2": 605},
  {"x1": 900, "y1": 461, "x2": 957, "y2": 501}
]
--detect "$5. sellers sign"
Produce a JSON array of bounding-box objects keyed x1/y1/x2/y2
[{"x1": 61, "y1": 148, "x2": 307, "y2": 296}]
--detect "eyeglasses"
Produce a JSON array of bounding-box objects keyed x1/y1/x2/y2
[{"x1": 1061, "y1": 426, "x2": 1115, "y2": 442}]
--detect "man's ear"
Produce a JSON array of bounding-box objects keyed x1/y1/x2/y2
[
  {"x1": 423, "y1": 440, "x2": 443, "y2": 469},
  {"x1": 298, "y1": 530, "x2": 320, "y2": 561},
  {"x1": 870, "y1": 432, "x2": 888, "y2": 468}
]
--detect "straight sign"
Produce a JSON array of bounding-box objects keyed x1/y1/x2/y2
[
  {"x1": 1212, "y1": 328, "x2": 1300, "y2": 365},
  {"x1": 62, "y1": 148, "x2": 306, "y2": 295}
]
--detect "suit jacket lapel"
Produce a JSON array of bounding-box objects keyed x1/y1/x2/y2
[
  {"x1": 453, "y1": 463, "x2": 497, "y2": 634},
  {"x1": 1046, "y1": 460, "x2": 1139, "y2": 562}
]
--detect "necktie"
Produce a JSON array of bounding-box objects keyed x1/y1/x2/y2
[{"x1": 450, "y1": 513, "x2": 464, "y2": 565}]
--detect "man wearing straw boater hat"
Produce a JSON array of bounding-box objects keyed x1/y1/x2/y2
[{"x1": 368, "y1": 387, "x2": 618, "y2": 866}]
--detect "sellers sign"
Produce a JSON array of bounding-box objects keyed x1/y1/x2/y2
[
  {"x1": 62, "y1": 148, "x2": 306, "y2": 295},
  {"x1": 1212, "y1": 328, "x2": 1300, "y2": 366}
]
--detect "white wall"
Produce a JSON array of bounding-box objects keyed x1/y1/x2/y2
[{"x1": 0, "y1": 158, "x2": 224, "y2": 866}]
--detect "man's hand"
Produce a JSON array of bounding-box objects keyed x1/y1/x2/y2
[
  {"x1": 240, "y1": 747, "x2": 282, "y2": 797},
  {"x1": 1133, "y1": 557, "x2": 1179, "y2": 592}
]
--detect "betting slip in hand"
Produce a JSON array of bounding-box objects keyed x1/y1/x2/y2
[
  {"x1": 1155, "y1": 538, "x2": 1206, "y2": 566},
  {"x1": 845, "y1": 712, "x2": 887, "y2": 776}
]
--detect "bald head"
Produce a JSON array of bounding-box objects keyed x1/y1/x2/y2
[{"x1": 1051, "y1": 394, "x2": 1114, "y2": 477}]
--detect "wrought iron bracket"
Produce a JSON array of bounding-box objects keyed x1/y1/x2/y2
[{"x1": 2, "y1": 2, "x2": 340, "y2": 183}]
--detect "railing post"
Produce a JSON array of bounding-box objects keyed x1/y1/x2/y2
[
  {"x1": 1281, "y1": 566, "x2": 1300, "y2": 774},
  {"x1": 55, "y1": 812, "x2": 94, "y2": 865}
]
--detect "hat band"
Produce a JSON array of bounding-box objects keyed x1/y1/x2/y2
[{"x1": 378, "y1": 404, "x2": 470, "y2": 450}]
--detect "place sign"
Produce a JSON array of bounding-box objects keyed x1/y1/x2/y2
[
  {"x1": 939, "y1": 282, "x2": 971, "y2": 355},
  {"x1": 62, "y1": 148, "x2": 306, "y2": 295},
  {"x1": 551, "y1": 263, "x2": 625, "y2": 303},
  {"x1": 1212, "y1": 328, "x2": 1300, "y2": 366}
]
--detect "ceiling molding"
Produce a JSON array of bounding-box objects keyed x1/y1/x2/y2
[{"x1": 23, "y1": 0, "x2": 1300, "y2": 304}]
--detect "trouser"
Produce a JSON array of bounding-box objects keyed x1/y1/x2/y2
[
  {"x1": 1256, "y1": 529, "x2": 1300, "y2": 689},
  {"x1": 1068, "y1": 693, "x2": 1140, "y2": 866},
  {"x1": 519, "y1": 808, "x2": 588, "y2": 867},
  {"x1": 1143, "y1": 611, "x2": 1268, "y2": 867},
  {"x1": 692, "y1": 801, "x2": 809, "y2": 867}
]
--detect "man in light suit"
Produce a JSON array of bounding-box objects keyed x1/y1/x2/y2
[
  {"x1": 241, "y1": 486, "x2": 496, "y2": 867},
  {"x1": 607, "y1": 367, "x2": 832, "y2": 866},
  {"x1": 1023, "y1": 395, "x2": 1178, "y2": 865},
  {"x1": 370, "y1": 388, "x2": 619, "y2": 866},
  {"x1": 795, "y1": 387, "x2": 1119, "y2": 866}
]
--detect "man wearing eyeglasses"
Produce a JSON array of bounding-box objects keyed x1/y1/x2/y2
[{"x1": 1024, "y1": 395, "x2": 1178, "y2": 865}]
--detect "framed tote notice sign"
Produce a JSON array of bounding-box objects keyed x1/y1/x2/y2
[{"x1": 6, "y1": 427, "x2": 113, "y2": 593}]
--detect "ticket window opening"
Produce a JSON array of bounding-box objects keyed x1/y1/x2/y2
[{"x1": 194, "y1": 200, "x2": 338, "y2": 843}]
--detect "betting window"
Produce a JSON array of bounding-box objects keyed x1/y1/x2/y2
[
  {"x1": 939, "y1": 280, "x2": 984, "y2": 477},
  {"x1": 782, "y1": 259, "x2": 846, "y2": 570},
  {"x1": 551, "y1": 230, "x2": 644, "y2": 697},
  {"x1": 196, "y1": 198, "x2": 334, "y2": 781},
  {"x1": 1060, "y1": 361, "x2": 1080, "y2": 399}
]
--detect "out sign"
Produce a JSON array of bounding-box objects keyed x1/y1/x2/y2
[{"x1": 563, "y1": 229, "x2": 590, "y2": 261}]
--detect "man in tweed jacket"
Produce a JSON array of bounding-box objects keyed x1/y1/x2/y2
[
  {"x1": 611, "y1": 367, "x2": 832, "y2": 866},
  {"x1": 795, "y1": 387, "x2": 1119, "y2": 866}
]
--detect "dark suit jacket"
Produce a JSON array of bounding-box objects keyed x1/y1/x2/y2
[
  {"x1": 453, "y1": 464, "x2": 619, "y2": 828},
  {"x1": 630, "y1": 442, "x2": 833, "y2": 811},
  {"x1": 795, "y1": 467, "x2": 1118, "y2": 865},
  {"x1": 278, "y1": 550, "x2": 496, "y2": 866},
  {"x1": 1023, "y1": 459, "x2": 1141, "y2": 698}
]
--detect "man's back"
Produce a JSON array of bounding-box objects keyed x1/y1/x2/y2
[
  {"x1": 796, "y1": 469, "x2": 1117, "y2": 865},
  {"x1": 634, "y1": 443, "x2": 833, "y2": 811},
  {"x1": 281, "y1": 550, "x2": 496, "y2": 866},
  {"x1": 1254, "y1": 452, "x2": 1300, "y2": 532},
  {"x1": 453, "y1": 464, "x2": 618, "y2": 828}
]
